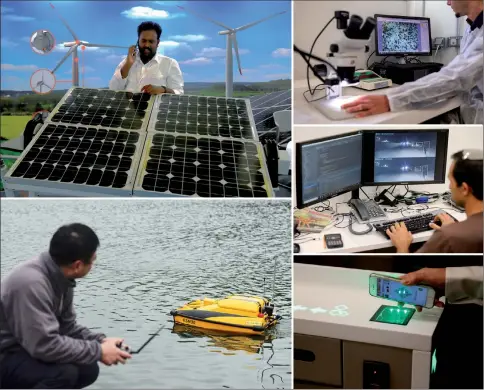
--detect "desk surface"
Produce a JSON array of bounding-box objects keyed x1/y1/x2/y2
[
  {"x1": 294, "y1": 264, "x2": 443, "y2": 352},
  {"x1": 293, "y1": 79, "x2": 461, "y2": 125},
  {"x1": 295, "y1": 200, "x2": 467, "y2": 253}
]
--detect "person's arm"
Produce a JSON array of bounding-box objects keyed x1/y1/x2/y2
[
  {"x1": 59, "y1": 289, "x2": 106, "y2": 342},
  {"x1": 386, "y1": 34, "x2": 483, "y2": 111},
  {"x1": 3, "y1": 280, "x2": 102, "y2": 364},
  {"x1": 416, "y1": 230, "x2": 453, "y2": 253},
  {"x1": 445, "y1": 266, "x2": 483, "y2": 304},
  {"x1": 109, "y1": 58, "x2": 132, "y2": 91},
  {"x1": 166, "y1": 59, "x2": 184, "y2": 95}
]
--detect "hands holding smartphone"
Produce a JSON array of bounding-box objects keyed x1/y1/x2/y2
[{"x1": 400, "y1": 268, "x2": 446, "y2": 312}]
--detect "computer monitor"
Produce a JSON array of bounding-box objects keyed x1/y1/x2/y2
[
  {"x1": 295, "y1": 131, "x2": 363, "y2": 209},
  {"x1": 361, "y1": 129, "x2": 449, "y2": 186},
  {"x1": 374, "y1": 14, "x2": 432, "y2": 56}
]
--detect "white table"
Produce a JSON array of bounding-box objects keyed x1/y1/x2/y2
[
  {"x1": 293, "y1": 79, "x2": 462, "y2": 125},
  {"x1": 294, "y1": 264, "x2": 443, "y2": 388},
  {"x1": 295, "y1": 200, "x2": 466, "y2": 253}
]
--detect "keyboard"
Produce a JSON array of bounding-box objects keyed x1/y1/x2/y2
[{"x1": 373, "y1": 210, "x2": 458, "y2": 238}]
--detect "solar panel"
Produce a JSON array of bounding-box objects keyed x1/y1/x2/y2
[
  {"x1": 249, "y1": 90, "x2": 291, "y2": 133},
  {"x1": 5, "y1": 123, "x2": 145, "y2": 196},
  {"x1": 48, "y1": 87, "x2": 153, "y2": 131},
  {"x1": 147, "y1": 94, "x2": 258, "y2": 141},
  {"x1": 133, "y1": 132, "x2": 273, "y2": 197}
]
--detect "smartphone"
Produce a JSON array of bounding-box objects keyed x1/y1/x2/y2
[
  {"x1": 133, "y1": 42, "x2": 138, "y2": 57},
  {"x1": 369, "y1": 273, "x2": 436, "y2": 308}
]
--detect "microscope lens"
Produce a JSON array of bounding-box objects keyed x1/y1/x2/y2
[
  {"x1": 347, "y1": 15, "x2": 363, "y2": 31},
  {"x1": 360, "y1": 17, "x2": 376, "y2": 39}
]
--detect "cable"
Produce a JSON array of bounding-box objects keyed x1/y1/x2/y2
[
  {"x1": 348, "y1": 215, "x2": 373, "y2": 235},
  {"x1": 306, "y1": 16, "x2": 335, "y2": 95}
]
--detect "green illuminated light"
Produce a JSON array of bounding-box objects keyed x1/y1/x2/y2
[
  {"x1": 431, "y1": 349, "x2": 437, "y2": 373},
  {"x1": 370, "y1": 305, "x2": 416, "y2": 326}
]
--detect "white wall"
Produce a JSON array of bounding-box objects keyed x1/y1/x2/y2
[
  {"x1": 292, "y1": 125, "x2": 483, "y2": 204},
  {"x1": 293, "y1": 0, "x2": 464, "y2": 81},
  {"x1": 293, "y1": 0, "x2": 407, "y2": 81}
]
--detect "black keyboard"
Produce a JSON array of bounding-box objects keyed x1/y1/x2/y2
[{"x1": 373, "y1": 210, "x2": 457, "y2": 238}]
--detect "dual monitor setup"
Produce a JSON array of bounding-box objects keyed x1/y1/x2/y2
[{"x1": 295, "y1": 129, "x2": 452, "y2": 240}]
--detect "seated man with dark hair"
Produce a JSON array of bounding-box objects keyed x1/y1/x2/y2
[
  {"x1": 0, "y1": 223, "x2": 131, "y2": 389},
  {"x1": 109, "y1": 20, "x2": 184, "y2": 95},
  {"x1": 387, "y1": 149, "x2": 483, "y2": 253}
]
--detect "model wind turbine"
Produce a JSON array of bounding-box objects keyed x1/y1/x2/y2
[
  {"x1": 49, "y1": 2, "x2": 129, "y2": 87},
  {"x1": 177, "y1": 5, "x2": 286, "y2": 97}
]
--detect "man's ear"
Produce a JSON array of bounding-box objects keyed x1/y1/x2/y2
[{"x1": 461, "y1": 182, "x2": 471, "y2": 197}]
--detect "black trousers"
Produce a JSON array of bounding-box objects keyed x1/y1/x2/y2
[
  {"x1": 0, "y1": 349, "x2": 99, "y2": 389},
  {"x1": 430, "y1": 302, "x2": 483, "y2": 389}
]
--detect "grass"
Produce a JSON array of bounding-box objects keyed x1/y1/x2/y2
[{"x1": 0, "y1": 116, "x2": 30, "y2": 140}]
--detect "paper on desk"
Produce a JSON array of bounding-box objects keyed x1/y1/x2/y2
[{"x1": 294, "y1": 209, "x2": 332, "y2": 231}]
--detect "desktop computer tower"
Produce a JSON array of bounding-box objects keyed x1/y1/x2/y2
[{"x1": 373, "y1": 62, "x2": 443, "y2": 85}]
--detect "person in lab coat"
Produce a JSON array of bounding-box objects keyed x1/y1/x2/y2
[
  {"x1": 342, "y1": 0, "x2": 483, "y2": 124},
  {"x1": 400, "y1": 265, "x2": 483, "y2": 389}
]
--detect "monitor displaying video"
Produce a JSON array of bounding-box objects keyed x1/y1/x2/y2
[
  {"x1": 373, "y1": 131, "x2": 437, "y2": 183},
  {"x1": 375, "y1": 15, "x2": 431, "y2": 55},
  {"x1": 297, "y1": 132, "x2": 362, "y2": 208}
]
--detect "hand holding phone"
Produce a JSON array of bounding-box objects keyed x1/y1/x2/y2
[
  {"x1": 127, "y1": 44, "x2": 137, "y2": 65},
  {"x1": 369, "y1": 273, "x2": 437, "y2": 309}
]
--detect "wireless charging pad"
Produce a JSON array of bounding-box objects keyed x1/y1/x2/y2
[
  {"x1": 312, "y1": 96, "x2": 360, "y2": 121},
  {"x1": 370, "y1": 305, "x2": 416, "y2": 326}
]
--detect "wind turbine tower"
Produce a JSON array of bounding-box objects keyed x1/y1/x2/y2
[
  {"x1": 49, "y1": 3, "x2": 129, "y2": 87},
  {"x1": 178, "y1": 6, "x2": 286, "y2": 97}
]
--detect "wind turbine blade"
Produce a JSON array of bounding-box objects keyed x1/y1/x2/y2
[
  {"x1": 51, "y1": 45, "x2": 77, "y2": 74},
  {"x1": 82, "y1": 43, "x2": 130, "y2": 49},
  {"x1": 49, "y1": 3, "x2": 79, "y2": 41},
  {"x1": 176, "y1": 5, "x2": 233, "y2": 31},
  {"x1": 235, "y1": 11, "x2": 286, "y2": 32},
  {"x1": 233, "y1": 35, "x2": 243, "y2": 75}
]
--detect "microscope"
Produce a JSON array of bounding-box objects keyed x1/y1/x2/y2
[{"x1": 294, "y1": 11, "x2": 376, "y2": 120}]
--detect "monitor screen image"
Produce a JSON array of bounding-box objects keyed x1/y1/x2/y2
[
  {"x1": 299, "y1": 133, "x2": 362, "y2": 206},
  {"x1": 373, "y1": 131, "x2": 437, "y2": 183},
  {"x1": 378, "y1": 278, "x2": 428, "y2": 307},
  {"x1": 375, "y1": 15, "x2": 431, "y2": 55}
]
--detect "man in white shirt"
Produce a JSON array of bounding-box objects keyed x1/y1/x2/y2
[{"x1": 109, "y1": 21, "x2": 184, "y2": 95}]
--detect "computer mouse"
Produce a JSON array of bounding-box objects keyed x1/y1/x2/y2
[{"x1": 294, "y1": 243, "x2": 300, "y2": 253}]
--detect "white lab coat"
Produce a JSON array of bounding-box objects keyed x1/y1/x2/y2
[{"x1": 386, "y1": 21, "x2": 483, "y2": 124}]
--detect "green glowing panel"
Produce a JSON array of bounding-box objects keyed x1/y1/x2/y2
[
  {"x1": 431, "y1": 349, "x2": 437, "y2": 373},
  {"x1": 370, "y1": 305, "x2": 416, "y2": 326}
]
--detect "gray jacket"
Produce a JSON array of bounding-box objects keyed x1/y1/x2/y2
[{"x1": 0, "y1": 252, "x2": 105, "y2": 364}]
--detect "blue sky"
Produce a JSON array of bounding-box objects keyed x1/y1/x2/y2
[{"x1": 1, "y1": 0, "x2": 292, "y2": 91}]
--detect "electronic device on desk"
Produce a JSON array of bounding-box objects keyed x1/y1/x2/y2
[
  {"x1": 349, "y1": 198, "x2": 387, "y2": 223},
  {"x1": 324, "y1": 233, "x2": 343, "y2": 249},
  {"x1": 373, "y1": 14, "x2": 443, "y2": 83},
  {"x1": 369, "y1": 273, "x2": 436, "y2": 309},
  {"x1": 295, "y1": 128, "x2": 449, "y2": 219},
  {"x1": 294, "y1": 243, "x2": 300, "y2": 253},
  {"x1": 373, "y1": 209, "x2": 459, "y2": 238},
  {"x1": 357, "y1": 77, "x2": 392, "y2": 91},
  {"x1": 374, "y1": 188, "x2": 398, "y2": 207}
]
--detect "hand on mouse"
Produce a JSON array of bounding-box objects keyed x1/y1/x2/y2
[{"x1": 429, "y1": 213, "x2": 456, "y2": 230}]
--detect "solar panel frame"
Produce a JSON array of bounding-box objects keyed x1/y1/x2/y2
[
  {"x1": 147, "y1": 94, "x2": 259, "y2": 141},
  {"x1": 132, "y1": 131, "x2": 274, "y2": 197},
  {"x1": 45, "y1": 87, "x2": 155, "y2": 133},
  {"x1": 4, "y1": 122, "x2": 146, "y2": 197}
]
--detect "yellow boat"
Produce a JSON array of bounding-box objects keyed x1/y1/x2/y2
[{"x1": 170, "y1": 295, "x2": 281, "y2": 335}]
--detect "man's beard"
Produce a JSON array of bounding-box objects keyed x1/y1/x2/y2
[{"x1": 140, "y1": 47, "x2": 155, "y2": 62}]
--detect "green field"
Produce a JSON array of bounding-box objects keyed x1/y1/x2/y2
[
  {"x1": 0, "y1": 116, "x2": 30, "y2": 140},
  {"x1": 196, "y1": 90, "x2": 268, "y2": 97}
]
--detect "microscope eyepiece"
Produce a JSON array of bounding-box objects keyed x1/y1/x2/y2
[
  {"x1": 360, "y1": 17, "x2": 376, "y2": 39},
  {"x1": 335, "y1": 10, "x2": 350, "y2": 29},
  {"x1": 345, "y1": 15, "x2": 364, "y2": 39}
]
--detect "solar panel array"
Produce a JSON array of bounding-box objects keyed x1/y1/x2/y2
[
  {"x1": 5, "y1": 87, "x2": 273, "y2": 197},
  {"x1": 249, "y1": 90, "x2": 291, "y2": 134}
]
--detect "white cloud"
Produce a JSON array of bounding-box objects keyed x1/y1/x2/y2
[
  {"x1": 196, "y1": 47, "x2": 249, "y2": 58},
  {"x1": 179, "y1": 57, "x2": 213, "y2": 65},
  {"x1": 1, "y1": 38, "x2": 18, "y2": 48},
  {"x1": 0, "y1": 6, "x2": 13, "y2": 14},
  {"x1": 154, "y1": 1, "x2": 185, "y2": 6},
  {"x1": 3, "y1": 14, "x2": 35, "y2": 22},
  {"x1": 21, "y1": 36, "x2": 31, "y2": 43},
  {"x1": 168, "y1": 34, "x2": 208, "y2": 42},
  {"x1": 64, "y1": 66, "x2": 96, "y2": 74},
  {"x1": 158, "y1": 40, "x2": 189, "y2": 49},
  {"x1": 121, "y1": 6, "x2": 184, "y2": 20},
  {"x1": 102, "y1": 54, "x2": 126, "y2": 63},
  {"x1": 1, "y1": 63, "x2": 38, "y2": 71},
  {"x1": 53, "y1": 43, "x2": 113, "y2": 54},
  {"x1": 263, "y1": 73, "x2": 291, "y2": 79},
  {"x1": 272, "y1": 48, "x2": 290, "y2": 58},
  {"x1": 259, "y1": 63, "x2": 284, "y2": 69}
]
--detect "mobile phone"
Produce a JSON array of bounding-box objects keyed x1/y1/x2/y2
[{"x1": 369, "y1": 273, "x2": 436, "y2": 308}]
